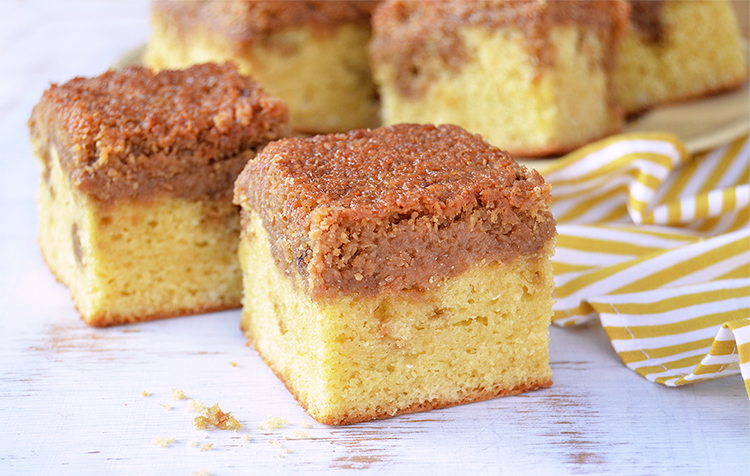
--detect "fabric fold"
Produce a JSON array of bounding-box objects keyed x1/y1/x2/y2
[{"x1": 538, "y1": 132, "x2": 750, "y2": 397}]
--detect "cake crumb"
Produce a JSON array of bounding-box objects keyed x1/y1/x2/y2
[
  {"x1": 229, "y1": 361, "x2": 239, "y2": 367},
  {"x1": 200, "y1": 443, "x2": 214, "y2": 452},
  {"x1": 292, "y1": 430, "x2": 310, "y2": 439},
  {"x1": 172, "y1": 388, "x2": 186, "y2": 400},
  {"x1": 299, "y1": 422, "x2": 312, "y2": 429},
  {"x1": 193, "y1": 468, "x2": 212, "y2": 476},
  {"x1": 185, "y1": 399, "x2": 209, "y2": 415},
  {"x1": 187, "y1": 439, "x2": 199, "y2": 448},
  {"x1": 152, "y1": 436, "x2": 176, "y2": 447},
  {"x1": 193, "y1": 403, "x2": 242, "y2": 431},
  {"x1": 241, "y1": 433, "x2": 250, "y2": 441},
  {"x1": 258, "y1": 416, "x2": 289, "y2": 430},
  {"x1": 266, "y1": 439, "x2": 284, "y2": 449},
  {"x1": 141, "y1": 390, "x2": 151, "y2": 397},
  {"x1": 159, "y1": 403, "x2": 172, "y2": 411}
]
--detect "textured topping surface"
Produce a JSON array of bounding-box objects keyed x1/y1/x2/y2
[
  {"x1": 235, "y1": 123, "x2": 556, "y2": 297},
  {"x1": 370, "y1": 0, "x2": 629, "y2": 98},
  {"x1": 154, "y1": 0, "x2": 378, "y2": 47},
  {"x1": 28, "y1": 63, "x2": 289, "y2": 204}
]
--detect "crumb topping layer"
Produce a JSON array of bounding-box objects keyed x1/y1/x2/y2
[
  {"x1": 370, "y1": 0, "x2": 629, "y2": 99},
  {"x1": 235, "y1": 123, "x2": 556, "y2": 298},
  {"x1": 153, "y1": 0, "x2": 378, "y2": 49},
  {"x1": 28, "y1": 63, "x2": 289, "y2": 205}
]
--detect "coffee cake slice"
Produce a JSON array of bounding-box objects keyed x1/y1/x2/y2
[
  {"x1": 28, "y1": 63, "x2": 289, "y2": 326},
  {"x1": 234, "y1": 123, "x2": 556, "y2": 424}
]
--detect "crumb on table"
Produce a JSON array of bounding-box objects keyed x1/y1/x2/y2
[
  {"x1": 193, "y1": 403, "x2": 242, "y2": 431},
  {"x1": 152, "y1": 436, "x2": 176, "y2": 447},
  {"x1": 258, "y1": 416, "x2": 289, "y2": 430}
]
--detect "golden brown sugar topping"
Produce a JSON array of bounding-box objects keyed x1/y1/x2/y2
[
  {"x1": 235, "y1": 123, "x2": 556, "y2": 298},
  {"x1": 155, "y1": 0, "x2": 379, "y2": 47},
  {"x1": 370, "y1": 0, "x2": 629, "y2": 98},
  {"x1": 28, "y1": 63, "x2": 289, "y2": 205}
]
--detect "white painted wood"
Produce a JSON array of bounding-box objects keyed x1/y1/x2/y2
[{"x1": 1, "y1": 2, "x2": 747, "y2": 475}]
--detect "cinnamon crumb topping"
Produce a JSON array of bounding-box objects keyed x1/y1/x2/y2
[{"x1": 28, "y1": 63, "x2": 288, "y2": 206}]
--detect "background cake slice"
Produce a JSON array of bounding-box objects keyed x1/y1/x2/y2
[
  {"x1": 233, "y1": 123, "x2": 557, "y2": 425},
  {"x1": 144, "y1": 0, "x2": 379, "y2": 134},
  {"x1": 617, "y1": 0, "x2": 749, "y2": 115},
  {"x1": 28, "y1": 63, "x2": 289, "y2": 326},
  {"x1": 369, "y1": 0, "x2": 629, "y2": 158}
]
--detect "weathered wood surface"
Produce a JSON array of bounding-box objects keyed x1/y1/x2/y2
[{"x1": 1, "y1": 2, "x2": 747, "y2": 475}]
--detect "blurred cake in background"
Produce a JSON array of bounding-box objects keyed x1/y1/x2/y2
[
  {"x1": 369, "y1": 0, "x2": 629, "y2": 158},
  {"x1": 616, "y1": 0, "x2": 749, "y2": 116},
  {"x1": 144, "y1": 0, "x2": 379, "y2": 134}
]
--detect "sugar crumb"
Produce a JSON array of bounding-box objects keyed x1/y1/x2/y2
[
  {"x1": 193, "y1": 403, "x2": 242, "y2": 431},
  {"x1": 185, "y1": 399, "x2": 209, "y2": 415},
  {"x1": 258, "y1": 416, "x2": 289, "y2": 430},
  {"x1": 152, "y1": 436, "x2": 176, "y2": 447}
]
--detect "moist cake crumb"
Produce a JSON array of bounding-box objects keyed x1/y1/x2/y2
[
  {"x1": 185, "y1": 399, "x2": 209, "y2": 415},
  {"x1": 257, "y1": 416, "x2": 289, "y2": 430},
  {"x1": 152, "y1": 436, "x2": 176, "y2": 447}
]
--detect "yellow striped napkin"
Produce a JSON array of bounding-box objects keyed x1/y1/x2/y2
[{"x1": 534, "y1": 132, "x2": 750, "y2": 396}]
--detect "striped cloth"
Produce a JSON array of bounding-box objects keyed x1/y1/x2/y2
[{"x1": 534, "y1": 132, "x2": 750, "y2": 396}]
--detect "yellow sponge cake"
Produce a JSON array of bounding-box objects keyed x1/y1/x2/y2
[
  {"x1": 233, "y1": 123, "x2": 556, "y2": 424},
  {"x1": 28, "y1": 63, "x2": 289, "y2": 326}
]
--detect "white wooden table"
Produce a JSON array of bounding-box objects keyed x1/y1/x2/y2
[{"x1": 2, "y1": 2, "x2": 748, "y2": 475}]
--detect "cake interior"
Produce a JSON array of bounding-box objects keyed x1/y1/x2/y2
[
  {"x1": 374, "y1": 24, "x2": 619, "y2": 157},
  {"x1": 239, "y1": 212, "x2": 554, "y2": 425},
  {"x1": 34, "y1": 142, "x2": 242, "y2": 327}
]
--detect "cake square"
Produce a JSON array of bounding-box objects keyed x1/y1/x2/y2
[
  {"x1": 616, "y1": 0, "x2": 749, "y2": 115},
  {"x1": 28, "y1": 63, "x2": 289, "y2": 326},
  {"x1": 145, "y1": 0, "x2": 380, "y2": 134},
  {"x1": 233, "y1": 123, "x2": 556, "y2": 425},
  {"x1": 369, "y1": 0, "x2": 629, "y2": 158}
]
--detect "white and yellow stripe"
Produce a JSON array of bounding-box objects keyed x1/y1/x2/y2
[{"x1": 538, "y1": 132, "x2": 750, "y2": 397}]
